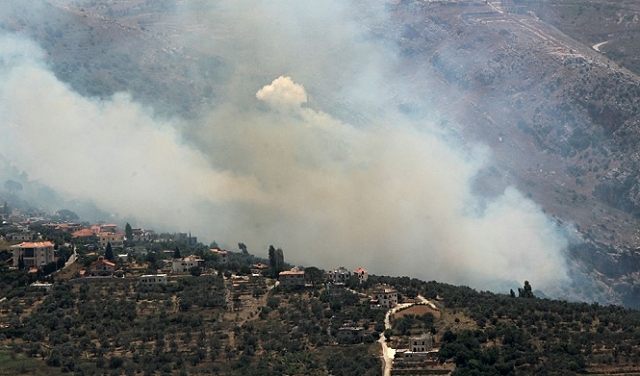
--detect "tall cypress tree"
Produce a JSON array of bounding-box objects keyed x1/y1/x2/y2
[{"x1": 105, "y1": 242, "x2": 114, "y2": 261}]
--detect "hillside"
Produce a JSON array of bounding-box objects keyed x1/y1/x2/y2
[
  {"x1": 5, "y1": 266, "x2": 640, "y2": 375},
  {"x1": 2, "y1": 0, "x2": 640, "y2": 306}
]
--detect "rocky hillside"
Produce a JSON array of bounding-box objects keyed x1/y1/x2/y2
[{"x1": 379, "y1": 0, "x2": 640, "y2": 306}]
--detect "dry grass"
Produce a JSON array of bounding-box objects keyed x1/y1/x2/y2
[{"x1": 394, "y1": 304, "x2": 441, "y2": 320}]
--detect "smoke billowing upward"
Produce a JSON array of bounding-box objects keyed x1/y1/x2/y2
[{"x1": 0, "y1": 0, "x2": 573, "y2": 294}]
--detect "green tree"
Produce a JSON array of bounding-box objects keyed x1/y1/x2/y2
[
  {"x1": 518, "y1": 281, "x2": 535, "y2": 298},
  {"x1": 125, "y1": 223, "x2": 133, "y2": 241},
  {"x1": 238, "y1": 242, "x2": 248, "y2": 254},
  {"x1": 268, "y1": 245, "x2": 276, "y2": 272},
  {"x1": 275, "y1": 248, "x2": 284, "y2": 273},
  {"x1": 304, "y1": 266, "x2": 323, "y2": 285},
  {"x1": 189, "y1": 266, "x2": 201, "y2": 277},
  {"x1": 105, "y1": 242, "x2": 114, "y2": 261},
  {"x1": 174, "y1": 247, "x2": 181, "y2": 259}
]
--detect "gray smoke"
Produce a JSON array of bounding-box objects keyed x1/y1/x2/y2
[{"x1": 0, "y1": 0, "x2": 573, "y2": 294}]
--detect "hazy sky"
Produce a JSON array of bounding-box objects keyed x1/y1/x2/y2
[{"x1": 0, "y1": 0, "x2": 574, "y2": 294}]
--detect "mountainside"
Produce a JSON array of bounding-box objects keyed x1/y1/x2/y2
[
  {"x1": 379, "y1": 0, "x2": 640, "y2": 307},
  {"x1": 3, "y1": 0, "x2": 640, "y2": 306}
]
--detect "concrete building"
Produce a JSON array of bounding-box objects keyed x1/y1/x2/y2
[
  {"x1": 371, "y1": 286, "x2": 398, "y2": 309},
  {"x1": 411, "y1": 333, "x2": 433, "y2": 352},
  {"x1": 6, "y1": 231, "x2": 35, "y2": 242},
  {"x1": 328, "y1": 267, "x2": 351, "y2": 283},
  {"x1": 99, "y1": 233, "x2": 125, "y2": 249},
  {"x1": 140, "y1": 274, "x2": 167, "y2": 286},
  {"x1": 354, "y1": 267, "x2": 369, "y2": 283},
  {"x1": 337, "y1": 326, "x2": 365, "y2": 343},
  {"x1": 11, "y1": 241, "x2": 55, "y2": 268},
  {"x1": 279, "y1": 269, "x2": 306, "y2": 287},
  {"x1": 171, "y1": 255, "x2": 204, "y2": 273}
]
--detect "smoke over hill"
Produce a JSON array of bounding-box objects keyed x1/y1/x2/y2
[{"x1": 0, "y1": 0, "x2": 577, "y2": 295}]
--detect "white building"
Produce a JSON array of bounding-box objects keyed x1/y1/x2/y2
[
  {"x1": 171, "y1": 255, "x2": 204, "y2": 273},
  {"x1": 140, "y1": 274, "x2": 167, "y2": 286}
]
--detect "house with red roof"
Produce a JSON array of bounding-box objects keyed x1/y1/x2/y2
[
  {"x1": 90, "y1": 256, "x2": 116, "y2": 276},
  {"x1": 72, "y1": 228, "x2": 95, "y2": 238}
]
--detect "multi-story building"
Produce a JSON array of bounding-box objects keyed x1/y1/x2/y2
[
  {"x1": 354, "y1": 267, "x2": 369, "y2": 283},
  {"x1": 6, "y1": 231, "x2": 35, "y2": 242},
  {"x1": 99, "y1": 233, "x2": 125, "y2": 249},
  {"x1": 411, "y1": 333, "x2": 433, "y2": 353},
  {"x1": 327, "y1": 267, "x2": 351, "y2": 283},
  {"x1": 371, "y1": 286, "x2": 398, "y2": 309},
  {"x1": 279, "y1": 269, "x2": 306, "y2": 287},
  {"x1": 171, "y1": 255, "x2": 204, "y2": 273},
  {"x1": 11, "y1": 241, "x2": 55, "y2": 268}
]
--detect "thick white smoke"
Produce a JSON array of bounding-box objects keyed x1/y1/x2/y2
[{"x1": 0, "y1": 0, "x2": 572, "y2": 294}]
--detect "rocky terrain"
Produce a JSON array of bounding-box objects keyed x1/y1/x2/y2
[{"x1": 4, "y1": 0, "x2": 640, "y2": 306}]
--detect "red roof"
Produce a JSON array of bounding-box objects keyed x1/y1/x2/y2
[
  {"x1": 72, "y1": 229, "x2": 94, "y2": 238},
  {"x1": 91, "y1": 258, "x2": 115, "y2": 268},
  {"x1": 253, "y1": 263, "x2": 269, "y2": 269},
  {"x1": 354, "y1": 267, "x2": 368, "y2": 274}
]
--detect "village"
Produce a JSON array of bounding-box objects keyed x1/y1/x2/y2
[{"x1": 0, "y1": 205, "x2": 455, "y2": 375}]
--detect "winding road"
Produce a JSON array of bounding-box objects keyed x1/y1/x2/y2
[{"x1": 379, "y1": 295, "x2": 438, "y2": 376}]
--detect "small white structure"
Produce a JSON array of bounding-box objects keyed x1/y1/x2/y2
[{"x1": 140, "y1": 274, "x2": 167, "y2": 286}]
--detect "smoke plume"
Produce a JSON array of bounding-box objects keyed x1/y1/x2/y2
[{"x1": 0, "y1": 0, "x2": 573, "y2": 294}]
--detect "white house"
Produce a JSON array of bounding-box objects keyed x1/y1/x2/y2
[
  {"x1": 140, "y1": 274, "x2": 167, "y2": 286},
  {"x1": 171, "y1": 255, "x2": 204, "y2": 273}
]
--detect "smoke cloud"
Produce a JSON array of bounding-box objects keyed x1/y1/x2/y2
[{"x1": 0, "y1": 0, "x2": 572, "y2": 294}]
